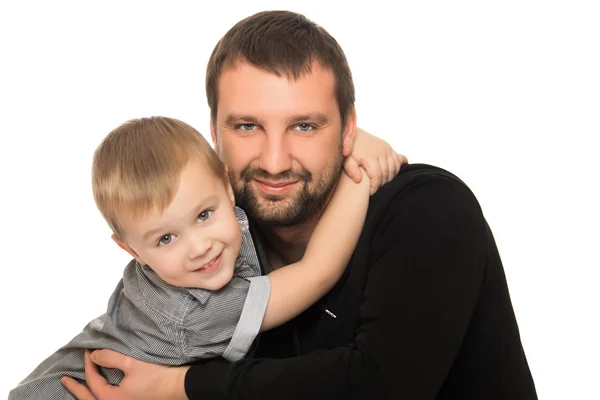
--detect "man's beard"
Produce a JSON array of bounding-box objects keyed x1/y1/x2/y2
[{"x1": 232, "y1": 153, "x2": 344, "y2": 227}]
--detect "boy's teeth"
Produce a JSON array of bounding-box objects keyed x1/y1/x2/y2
[{"x1": 199, "y1": 256, "x2": 218, "y2": 269}]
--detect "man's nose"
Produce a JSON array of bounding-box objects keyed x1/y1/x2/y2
[{"x1": 258, "y1": 131, "x2": 292, "y2": 176}]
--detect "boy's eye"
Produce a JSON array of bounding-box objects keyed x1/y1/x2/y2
[
  {"x1": 158, "y1": 234, "x2": 174, "y2": 246},
  {"x1": 198, "y1": 210, "x2": 213, "y2": 222}
]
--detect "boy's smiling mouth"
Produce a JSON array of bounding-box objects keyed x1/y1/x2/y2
[{"x1": 192, "y1": 252, "x2": 223, "y2": 273}]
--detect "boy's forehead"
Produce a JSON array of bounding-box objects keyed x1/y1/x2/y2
[{"x1": 118, "y1": 161, "x2": 226, "y2": 238}]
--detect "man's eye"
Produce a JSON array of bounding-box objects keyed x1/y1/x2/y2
[
  {"x1": 158, "y1": 234, "x2": 174, "y2": 246},
  {"x1": 238, "y1": 124, "x2": 256, "y2": 131},
  {"x1": 295, "y1": 123, "x2": 315, "y2": 132},
  {"x1": 198, "y1": 210, "x2": 213, "y2": 222}
]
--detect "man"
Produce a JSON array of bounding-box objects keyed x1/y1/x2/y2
[{"x1": 63, "y1": 10, "x2": 537, "y2": 399}]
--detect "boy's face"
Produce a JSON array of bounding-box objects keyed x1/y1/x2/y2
[{"x1": 114, "y1": 160, "x2": 242, "y2": 291}]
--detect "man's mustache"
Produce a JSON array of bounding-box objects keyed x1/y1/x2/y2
[{"x1": 239, "y1": 166, "x2": 312, "y2": 183}]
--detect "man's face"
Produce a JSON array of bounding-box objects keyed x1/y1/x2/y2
[{"x1": 212, "y1": 61, "x2": 356, "y2": 227}]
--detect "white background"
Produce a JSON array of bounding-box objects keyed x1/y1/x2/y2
[{"x1": 1, "y1": 1, "x2": 598, "y2": 398}]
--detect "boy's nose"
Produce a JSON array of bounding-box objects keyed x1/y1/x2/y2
[{"x1": 188, "y1": 237, "x2": 213, "y2": 260}]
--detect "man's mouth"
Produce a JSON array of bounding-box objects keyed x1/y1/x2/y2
[{"x1": 254, "y1": 179, "x2": 298, "y2": 195}]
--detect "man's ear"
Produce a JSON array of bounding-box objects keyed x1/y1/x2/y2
[
  {"x1": 210, "y1": 120, "x2": 218, "y2": 154},
  {"x1": 342, "y1": 109, "x2": 358, "y2": 157},
  {"x1": 225, "y1": 170, "x2": 236, "y2": 207},
  {"x1": 112, "y1": 234, "x2": 146, "y2": 265}
]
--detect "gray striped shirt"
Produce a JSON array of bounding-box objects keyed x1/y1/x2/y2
[{"x1": 9, "y1": 207, "x2": 270, "y2": 400}]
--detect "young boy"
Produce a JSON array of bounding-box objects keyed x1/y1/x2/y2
[{"x1": 9, "y1": 116, "x2": 398, "y2": 399}]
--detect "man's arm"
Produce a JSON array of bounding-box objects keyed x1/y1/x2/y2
[
  {"x1": 70, "y1": 173, "x2": 491, "y2": 399},
  {"x1": 184, "y1": 176, "x2": 489, "y2": 399}
]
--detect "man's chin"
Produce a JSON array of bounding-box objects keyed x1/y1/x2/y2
[
  {"x1": 235, "y1": 181, "x2": 332, "y2": 227},
  {"x1": 245, "y1": 199, "x2": 306, "y2": 227}
]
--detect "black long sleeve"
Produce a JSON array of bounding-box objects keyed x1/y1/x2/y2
[{"x1": 184, "y1": 164, "x2": 537, "y2": 399}]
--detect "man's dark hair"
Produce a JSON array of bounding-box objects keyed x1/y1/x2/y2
[{"x1": 206, "y1": 10, "x2": 355, "y2": 128}]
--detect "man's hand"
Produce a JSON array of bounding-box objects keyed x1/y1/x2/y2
[
  {"x1": 61, "y1": 350, "x2": 189, "y2": 400},
  {"x1": 343, "y1": 127, "x2": 407, "y2": 195}
]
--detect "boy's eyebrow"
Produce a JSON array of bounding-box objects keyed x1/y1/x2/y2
[
  {"x1": 141, "y1": 195, "x2": 220, "y2": 242},
  {"x1": 143, "y1": 226, "x2": 168, "y2": 243}
]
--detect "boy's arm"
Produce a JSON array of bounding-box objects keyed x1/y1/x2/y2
[
  {"x1": 344, "y1": 127, "x2": 407, "y2": 194},
  {"x1": 260, "y1": 170, "x2": 370, "y2": 331}
]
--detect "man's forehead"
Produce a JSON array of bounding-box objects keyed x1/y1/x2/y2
[
  {"x1": 222, "y1": 58, "x2": 333, "y2": 82},
  {"x1": 218, "y1": 61, "x2": 336, "y2": 97},
  {"x1": 216, "y1": 61, "x2": 337, "y2": 120}
]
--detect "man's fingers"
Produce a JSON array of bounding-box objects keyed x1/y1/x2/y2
[
  {"x1": 61, "y1": 376, "x2": 97, "y2": 400},
  {"x1": 90, "y1": 349, "x2": 130, "y2": 370},
  {"x1": 84, "y1": 350, "x2": 116, "y2": 399}
]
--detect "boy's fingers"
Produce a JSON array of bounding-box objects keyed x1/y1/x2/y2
[
  {"x1": 378, "y1": 157, "x2": 390, "y2": 184},
  {"x1": 397, "y1": 152, "x2": 408, "y2": 166},
  {"x1": 386, "y1": 156, "x2": 395, "y2": 182},
  {"x1": 365, "y1": 161, "x2": 382, "y2": 195},
  {"x1": 343, "y1": 156, "x2": 362, "y2": 183},
  {"x1": 394, "y1": 153, "x2": 402, "y2": 174}
]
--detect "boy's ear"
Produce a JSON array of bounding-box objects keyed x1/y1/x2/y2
[
  {"x1": 112, "y1": 234, "x2": 146, "y2": 265},
  {"x1": 342, "y1": 109, "x2": 358, "y2": 157}
]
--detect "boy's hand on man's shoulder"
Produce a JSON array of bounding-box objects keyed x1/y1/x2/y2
[{"x1": 344, "y1": 127, "x2": 407, "y2": 195}]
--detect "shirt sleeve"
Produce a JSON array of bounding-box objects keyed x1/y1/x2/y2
[
  {"x1": 182, "y1": 275, "x2": 270, "y2": 362},
  {"x1": 222, "y1": 275, "x2": 270, "y2": 361},
  {"x1": 184, "y1": 176, "x2": 491, "y2": 399}
]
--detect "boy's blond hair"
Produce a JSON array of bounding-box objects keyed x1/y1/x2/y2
[{"x1": 92, "y1": 116, "x2": 228, "y2": 240}]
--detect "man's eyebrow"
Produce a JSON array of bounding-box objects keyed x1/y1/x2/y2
[
  {"x1": 223, "y1": 114, "x2": 261, "y2": 126},
  {"x1": 287, "y1": 113, "x2": 329, "y2": 126},
  {"x1": 223, "y1": 113, "x2": 329, "y2": 127}
]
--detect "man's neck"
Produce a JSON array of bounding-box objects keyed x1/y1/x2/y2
[{"x1": 260, "y1": 209, "x2": 324, "y2": 269}]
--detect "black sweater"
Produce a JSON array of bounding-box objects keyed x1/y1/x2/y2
[{"x1": 185, "y1": 164, "x2": 537, "y2": 399}]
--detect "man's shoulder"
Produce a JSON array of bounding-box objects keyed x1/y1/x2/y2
[
  {"x1": 368, "y1": 163, "x2": 483, "y2": 219},
  {"x1": 390, "y1": 163, "x2": 467, "y2": 188}
]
